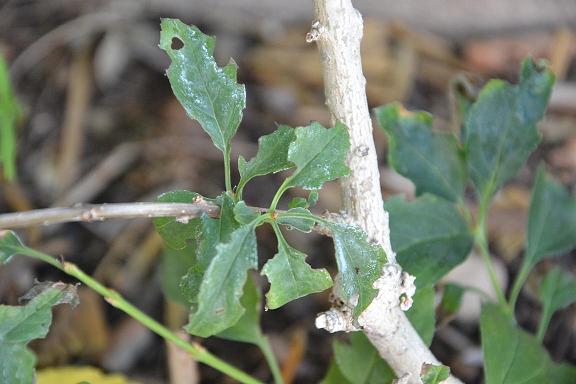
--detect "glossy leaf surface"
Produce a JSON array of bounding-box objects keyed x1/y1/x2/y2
[
  {"x1": 262, "y1": 225, "x2": 332, "y2": 309},
  {"x1": 328, "y1": 223, "x2": 387, "y2": 317},
  {"x1": 238, "y1": 125, "x2": 295, "y2": 190},
  {"x1": 185, "y1": 222, "x2": 258, "y2": 337},
  {"x1": 376, "y1": 102, "x2": 465, "y2": 202},
  {"x1": 285, "y1": 121, "x2": 350, "y2": 190},
  {"x1": 159, "y1": 18, "x2": 245, "y2": 153}
]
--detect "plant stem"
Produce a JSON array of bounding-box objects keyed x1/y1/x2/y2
[
  {"x1": 14, "y1": 245, "x2": 262, "y2": 384},
  {"x1": 508, "y1": 260, "x2": 533, "y2": 311},
  {"x1": 474, "y1": 199, "x2": 508, "y2": 308},
  {"x1": 257, "y1": 336, "x2": 284, "y2": 384},
  {"x1": 536, "y1": 305, "x2": 551, "y2": 342},
  {"x1": 224, "y1": 146, "x2": 233, "y2": 193},
  {"x1": 269, "y1": 178, "x2": 291, "y2": 212}
]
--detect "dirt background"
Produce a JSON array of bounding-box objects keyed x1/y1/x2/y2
[{"x1": 0, "y1": 0, "x2": 575, "y2": 383}]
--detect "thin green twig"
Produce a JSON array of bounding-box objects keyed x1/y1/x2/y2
[{"x1": 14, "y1": 245, "x2": 262, "y2": 384}]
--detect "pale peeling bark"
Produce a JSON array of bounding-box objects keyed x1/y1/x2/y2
[{"x1": 310, "y1": 1, "x2": 461, "y2": 383}]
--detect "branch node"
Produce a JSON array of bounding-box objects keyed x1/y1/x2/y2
[{"x1": 306, "y1": 20, "x2": 326, "y2": 43}]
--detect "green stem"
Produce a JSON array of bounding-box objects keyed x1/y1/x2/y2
[
  {"x1": 474, "y1": 198, "x2": 508, "y2": 308},
  {"x1": 257, "y1": 336, "x2": 284, "y2": 384},
  {"x1": 269, "y1": 178, "x2": 291, "y2": 212},
  {"x1": 508, "y1": 261, "x2": 533, "y2": 312},
  {"x1": 224, "y1": 146, "x2": 233, "y2": 193},
  {"x1": 536, "y1": 305, "x2": 552, "y2": 342},
  {"x1": 15, "y1": 246, "x2": 262, "y2": 384}
]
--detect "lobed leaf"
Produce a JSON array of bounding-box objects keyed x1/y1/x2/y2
[
  {"x1": 154, "y1": 190, "x2": 203, "y2": 250},
  {"x1": 481, "y1": 303, "x2": 576, "y2": 384},
  {"x1": 332, "y1": 333, "x2": 395, "y2": 384},
  {"x1": 327, "y1": 223, "x2": 387, "y2": 317},
  {"x1": 284, "y1": 121, "x2": 350, "y2": 190},
  {"x1": 525, "y1": 167, "x2": 576, "y2": 266},
  {"x1": 385, "y1": 195, "x2": 473, "y2": 287},
  {"x1": 375, "y1": 102, "x2": 466, "y2": 202},
  {"x1": 262, "y1": 225, "x2": 332, "y2": 309},
  {"x1": 159, "y1": 18, "x2": 245, "y2": 153},
  {"x1": 238, "y1": 125, "x2": 296, "y2": 190},
  {"x1": 463, "y1": 58, "x2": 554, "y2": 201},
  {"x1": 185, "y1": 222, "x2": 258, "y2": 337},
  {"x1": 216, "y1": 275, "x2": 263, "y2": 345}
]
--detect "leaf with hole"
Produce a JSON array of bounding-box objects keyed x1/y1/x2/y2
[
  {"x1": 375, "y1": 102, "x2": 466, "y2": 202},
  {"x1": 159, "y1": 18, "x2": 245, "y2": 153},
  {"x1": 463, "y1": 58, "x2": 554, "y2": 201},
  {"x1": 385, "y1": 194, "x2": 473, "y2": 287},
  {"x1": 262, "y1": 224, "x2": 332, "y2": 309}
]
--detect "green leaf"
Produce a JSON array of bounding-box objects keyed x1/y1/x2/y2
[
  {"x1": 375, "y1": 102, "x2": 466, "y2": 202},
  {"x1": 262, "y1": 224, "x2": 332, "y2": 309},
  {"x1": 0, "y1": 344, "x2": 35, "y2": 384},
  {"x1": 233, "y1": 201, "x2": 259, "y2": 225},
  {"x1": 276, "y1": 207, "x2": 316, "y2": 233},
  {"x1": 333, "y1": 333, "x2": 395, "y2": 384},
  {"x1": 385, "y1": 195, "x2": 473, "y2": 287},
  {"x1": 0, "y1": 283, "x2": 77, "y2": 384},
  {"x1": 307, "y1": 191, "x2": 319, "y2": 206},
  {"x1": 438, "y1": 283, "x2": 464, "y2": 323},
  {"x1": 238, "y1": 125, "x2": 295, "y2": 191},
  {"x1": 327, "y1": 223, "x2": 387, "y2": 317},
  {"x1": 525, "y1": 167, "x2": 576, "y2": 265},
  {"x1": 185, "y1": 222, "x2": 258, "y2": 337},
  {"x1": 0, "y1": 54, "x2": 21, "y2": 181},
  {"x1": 538, "y1": 266, "x2": 576, "y2": 339},
  {"x1": 160, "y1": 245, "x2": 197, "y2": 306},
  {"x1": 405, "y1": 286, "x2": 435, "y2": 346},
  {"x1": 180, "y1": 193, "x2": 239, "y2": 305},
  {"x1": 481, "y1": 303, "x2": 575, "y2": 384},
  {"x1": 321, "y1": 360, "x2": 353, "y2": 384},
  {"x1": 217, "y1": 275, "x2": 263, "y2": 344},
  {"x1": 159, "y1": 19, "x2": 245, "y2": 153},
  {"x1": 284, "y1": 121, "x2": 350, "y2": 190},
  {"x1": 288, "y1": 197, "x2": 308, "y2": 209},
  {"x1": 0, "y1": 230, "x2": 24, "y2": 264},
  {"x1": 154, "y1": 190, "x2": 203, "y2": 250},
  {"x1": 463, "y1": 58, "x2": 554, "y2": 201},
  {"x1": 420, "y1": 363, "x2": 450, "y2": 384}
]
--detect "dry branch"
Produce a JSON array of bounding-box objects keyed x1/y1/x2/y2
[{"x1": 310, "y1": 1, "x2": 461, "y2": 382}]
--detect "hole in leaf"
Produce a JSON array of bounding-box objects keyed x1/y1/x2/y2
[{"x1": 171, "y1": 37, "x2": 184, "y2": 50}]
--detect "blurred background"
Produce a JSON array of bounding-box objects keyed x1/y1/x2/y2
[{"x1": 0, "y1": 0, "x2": 575, "y2": 383}]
